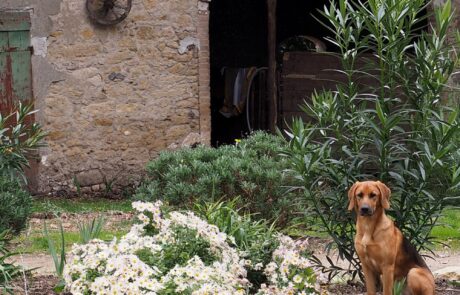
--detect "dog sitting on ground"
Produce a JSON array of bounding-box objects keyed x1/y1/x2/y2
[{"x1": 348, "y1": 181, "x2": 435, "y2": 295}]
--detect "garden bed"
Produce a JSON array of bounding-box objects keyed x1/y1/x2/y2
[
  {"x1": 8, "y1": 202, "x2": 460, "y2": 295},
  {"x1": 11, "y1": 274, "x2": 460, "y2": 295}
]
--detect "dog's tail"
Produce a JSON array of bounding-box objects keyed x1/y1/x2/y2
[{"x1": 405, "y1": 267, "x2": 435, "y2": 295}]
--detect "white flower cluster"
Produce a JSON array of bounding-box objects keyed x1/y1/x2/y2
[
  {"x1": 65, "y1": 239, "x2": 162, "y2": 294},
  {"x1": 162, "y1": 257, "x2": 246, "y2": 295},
  {"x1": 64, "y1": 201, "x2": 321, "y2": 295},
  {"x1": 64, "y1": 201, "x2": 247, "y2": 295},
  {"x1": 257, "y1": 235, "x2": 320, "y2": 295}
]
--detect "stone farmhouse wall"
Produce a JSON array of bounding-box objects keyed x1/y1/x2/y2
[
  {"x1": 0, "y1": 0, "x2": 211, "y2": 195},
  {"x1": 0, "y1": 0, "x2": 457, "y2": 196}
]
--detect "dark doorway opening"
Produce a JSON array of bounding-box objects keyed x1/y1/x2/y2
[
  {"x1": 209, "y1": 0, "x2": 332, "y2": 146},
  {"x1": 209, "y1": 0, "x2": 268, "y2": 146}
]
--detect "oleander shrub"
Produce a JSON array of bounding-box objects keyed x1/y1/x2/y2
[
  {"x1": 0, "y1": 102, "x2": 46, "y2": 182},
  {"x1": 284, "y1": 0, "x2": 460, "y2": 281},
  {"x1": 0, "y1": 176, "x2": 32, "y2": 234},
  {"x1": 0, "y1": 103, "x2": 44, "y2": 235},
  {"x1": 64, "y1": 201, "x2": 321, "y2": 295},
  {"x1": 134, "y1": 131, "x2": 303, "y2": 225}
]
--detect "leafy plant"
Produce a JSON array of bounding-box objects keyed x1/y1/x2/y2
[
  {"x1": 102, "y1": 175, "x2": 116, "y2": 197},
  {"x1": 0, "y1": 230, "x2": 22, "y2": 294},
  {"x1": 40, "y1": 200, "x2": 64, "y2": 217},
  {"x1": 77, "y1": 215, "x2": 106, "y2": 244},
  {"x1": 0, "y1": 102, "x2": 46, "y2": 182},
  {"x1": 101, "y1": 169, "x2": 125, "y2": 198},
  {"x1": 134, "y1": 131, "x2": 303, "y2": 226},
  {"x1": 136, "y1": 226, "x2": 218, "y2": 274},
  {"x1": 393, "y1": 279, "x2": 406, "y2": 295},
  {"x1": 284, "y1": 0, "x2": 460, "y2": 281},
  {"x1": 0, "y1": 176, "x2": 32, "y2": 234},
  {"x1": 43, "y1": 220, "x2": 66, "y2": 292},
  {"x1": 72, "y1": 176, "x2": 81, "y2": 197}
]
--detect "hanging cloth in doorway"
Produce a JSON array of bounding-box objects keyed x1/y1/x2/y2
[{"x1": 219, "y1": 67, "x2": 257, "y2": 118}]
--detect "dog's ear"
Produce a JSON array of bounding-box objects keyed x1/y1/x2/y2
[
  {"x1": 347, "y1": 181, "x2": 360, "y2": 211},
  {"x1": 376, "y1": 181, "x2": 391, "y2": 209}
]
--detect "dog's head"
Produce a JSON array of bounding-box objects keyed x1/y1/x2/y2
[{"x1": 347, "y1": 181, "x2": 391, "y2": 216}]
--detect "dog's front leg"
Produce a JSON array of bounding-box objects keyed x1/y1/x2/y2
[
  {"x1": 362, "y1": 264, "x2": 377, "y2": 295},
  {"x1": 381, "y1": 266, "x2": 395, "y2": 295}
]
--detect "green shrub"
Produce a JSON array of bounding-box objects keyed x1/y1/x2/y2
[
  {"x1": 0, "y1": 102, "x2": 46, "y2": 182},
  {"x1": 284, "y1": 0, "x2": 460, "y2": 281},
  {"x1": 0, "y1": 230, "x2": 22, "y2": 294},
  {"x1": 135, "y1": 131, "x2": 302, "y2": 225},
  {"x1": 0, "y1": 103, "x2": 44, "y2": 236},
  {"x1": 0, "y1": 176, "x2": 32, "y2": 234}
]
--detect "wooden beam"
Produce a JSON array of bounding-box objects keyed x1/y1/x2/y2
[
  {"x1": 0, "y1": 12, "x2": 31, "y2": 31},
  {"x1": 266, "y1": 0, "x2": 277, "y2": 133}
]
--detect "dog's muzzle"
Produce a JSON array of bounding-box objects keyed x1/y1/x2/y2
[{"x1": 360, "y1": 205, "x2": 373, "y2": 216}]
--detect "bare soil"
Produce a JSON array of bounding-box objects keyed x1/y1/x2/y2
[
  {"x1": 11, "y1": 275, "x2": 460, "y2": 294},
  {"x1": 12, "y1": 275, "x2": 61, "y2": 295},
  {"x1": 28, "y1": 211, "x2": 134, "y2": 232},
  {"x1": 325, "y1": 278, "x2": 460, "y2": 294}
]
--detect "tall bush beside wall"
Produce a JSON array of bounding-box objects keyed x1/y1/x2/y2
[
  {"x1": 0, "y1": 176, "x2": 32, "y2": 234},
  {"x1": 135, "y1": 132, "x2": 303, "y2": 225},
  {"x1": 284, "y1": 0, "x2": 460, "y2": 280},
  {"x1": 0, "y1": 103, "x2": 45, "y2": 235}
]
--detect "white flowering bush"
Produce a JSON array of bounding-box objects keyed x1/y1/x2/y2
[
  {"x1": 257, "y1": 235, "x2": 321, "y2": 295},
  {"x1": 64, "y1": 201, "x2": 321, "y2": 295}
]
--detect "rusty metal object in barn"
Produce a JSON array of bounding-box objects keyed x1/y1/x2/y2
[{"x1": 86, "y1": 0, "x2": 132, "y2": 26}]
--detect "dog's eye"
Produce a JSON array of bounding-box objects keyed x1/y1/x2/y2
[
  {"x1": 357, "y1": 193, "x2": 363, "y2": 199},
  {"x1": 370, "y1": 193, "x2": 376, "y2": 198}
]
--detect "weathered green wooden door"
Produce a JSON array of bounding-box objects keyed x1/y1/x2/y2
[
  {"x1": 0, "y1": 12, "x2": 37, "y2": 191},
  {"x1": 0, "y1": 12, "x2": 32, "y2": 113}
]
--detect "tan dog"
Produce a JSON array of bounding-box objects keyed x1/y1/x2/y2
[{"x1": 348, "y1": 181, "x2": 435, "y2": 295}]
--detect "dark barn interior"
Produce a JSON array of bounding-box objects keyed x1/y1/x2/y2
[
  {"x1": 209, "y1": 0, "x2": 267, "y2": 146},
  {"x1": 209, "y1": 0, "x2": 332, "y2": 146},
  {"x1": 276, "y1": 0, "x2": 331, "y2": 49}
]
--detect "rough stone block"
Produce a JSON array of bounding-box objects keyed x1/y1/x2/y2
[{"x1": 75, "y1": 169, "x2": 104, "y2": 187}]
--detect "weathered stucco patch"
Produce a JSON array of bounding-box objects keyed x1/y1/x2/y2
[
  {"x1": 178, "y1": 36, "x2": 200, "y2": 54},
  {"x1": 31, "y1": 37, "x2": 47, "y2": 57}
]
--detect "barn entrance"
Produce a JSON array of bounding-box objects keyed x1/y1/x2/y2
[
  {"x1": 209, "y1": 0, "x2": 267, "y2": 146},
  {"x1": 209, "y1": 0, "x2": 332, "y2": 146}
]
